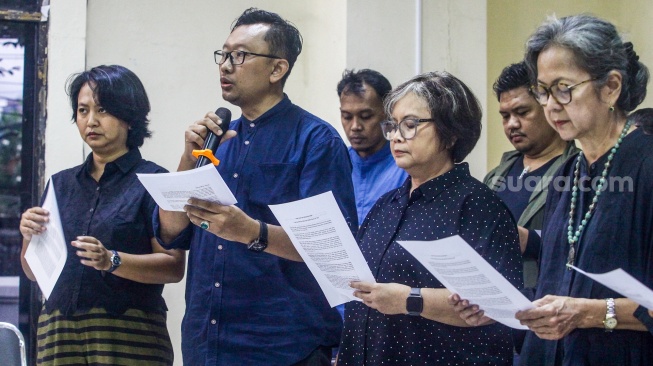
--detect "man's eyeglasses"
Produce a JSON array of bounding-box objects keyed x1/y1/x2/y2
[
  {"x1": 530, "y1": 78, "x2": 597, "y2": 106},
  {"x1": 214, "y1": 50, "x2": 281, "y2": 66},
  {"x1": 381, "y1": 118, "x2": 436, "y2": 141}
]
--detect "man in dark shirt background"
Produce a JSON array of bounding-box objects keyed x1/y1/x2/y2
[
  {"x1": 156, "y1": 8, "x2": 356, "y2": 366},
  {"x1": 484, "y1": 62, "x2": 578, "y2": 362},
  {"x1": 485, "y1": 61, "x2": 576, "y2": 287}
]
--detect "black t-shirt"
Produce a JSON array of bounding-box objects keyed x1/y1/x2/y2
[{"x1": 495, "y1": 155, "x2": 557, "y2": 223}]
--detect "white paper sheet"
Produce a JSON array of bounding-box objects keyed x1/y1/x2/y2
[
  {"x1": 24, "y1": 179, "x2": 67, "y2": 300},
  {"x1": 137, "y1": 164, "x2": 237, "y2": 211},
  {"x1": 269, "y1": 191, "x2": 376, "y2": 307},
  {"x1": 570, "y1": 265, "x2": 653, "y2": 310},
  {"x1": 398, "y1": 235, "x2": 533, "y2": 329}
]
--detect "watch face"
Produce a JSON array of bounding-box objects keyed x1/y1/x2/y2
[
  {"x1": 406, "y1": 296, "x2": 423, "y2": 315},
  {"x1": 107, "y1": 252, "x2": 121, "y2": 273},
  {"x1": 248, "y1": 240, "x2": 268, "y2": 252},
  {"x1": 605, "y1": 317, "x2": 618, "y2": 329}
]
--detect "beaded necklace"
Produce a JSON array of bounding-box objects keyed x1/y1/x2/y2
[{"x1": 566, "y1": 120, "x2": 632, "y2": 269}]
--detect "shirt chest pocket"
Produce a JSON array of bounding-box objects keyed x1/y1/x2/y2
[
  {"x1": 249, "y1": 163, "x2": 300, "y2": 205},
  {"x1": 108, "y1": 215, "x2": 149, "y2": 253}
]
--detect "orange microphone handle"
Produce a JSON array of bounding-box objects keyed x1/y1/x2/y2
[{"x1": 192, "y1": 149, "x2": 221, "y2": 166}]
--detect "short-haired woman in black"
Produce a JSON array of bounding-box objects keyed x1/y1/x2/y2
[{"x1": 20, "y1": 65, "x2": 185, "y2": 365}]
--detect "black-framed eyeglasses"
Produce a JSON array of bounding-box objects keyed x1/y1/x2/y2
[
  {"x1": 214, "y1": 50, "x2": 281, "y2": 66},
  {"x1": 530, "y1": 78, "x2": 597, "y2": 106},
  {"x1": 381, "y1": 118, "x2": 436, "y2": 141}
]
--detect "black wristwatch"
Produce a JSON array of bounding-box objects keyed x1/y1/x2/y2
[
  {"x1": 107, "y1": 250, "x2": 121, "y2": 273},
  {"x1": 406, "y1": 287, "x2": 423, "y2": 316},
  {"x1": 247, "y1": 220, "x2": 268, "y2": 252}
]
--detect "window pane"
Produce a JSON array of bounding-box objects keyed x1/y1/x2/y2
[
  {"x1": 0, "y1": 37, "x2": 23, "y2": 194},
  {"x1": 0, "y1": 22, "x2": 25, "y2": 330},
  {"x1": 0, "y1": 0, "x2": 41, "y2": 13}
]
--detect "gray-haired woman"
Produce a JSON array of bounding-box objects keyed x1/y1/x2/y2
[{"x1": 452, "y1": 14, "x2": 653, "y2": 366}]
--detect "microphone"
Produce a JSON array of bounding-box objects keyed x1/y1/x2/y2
[{"x1": 195, "y1": 107, "x2": 231, "y2": 168}]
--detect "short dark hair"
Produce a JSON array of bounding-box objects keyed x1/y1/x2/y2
[
  {"x1": 385, "y1": 71, "x2": 482, "y2": 163},
  {"x1": 525, "y1": 14, "x2": 649, "y2": 112},
  {"x1": 232, "y1": 8, "x2": 302, "y2": 85},
  {"x1": 493, "y1": 61, "x2": 531, "y2": 101},
  {"x1": 67, "y1": 65, "x2": 152, "y2": 149},
  {"x1": 337, "y1": 69, "x2": 392, "y2": 102}
]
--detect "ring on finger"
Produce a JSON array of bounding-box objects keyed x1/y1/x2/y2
[{"x1": 200, "y1": 220, "x2": 210, "y2": 230}]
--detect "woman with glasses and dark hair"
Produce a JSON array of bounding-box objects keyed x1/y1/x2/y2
[
  {"x1": 19, "y1": 65, "x2": 185, "y2": 365},
  {"x1": 337, "y1": 71, "x2": 522, "y2": 365},
  {"x1": 452, "y1": 14, "x2": 653, "y2": 366}
]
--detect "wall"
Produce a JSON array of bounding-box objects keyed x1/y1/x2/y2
[
  {"x1": 45, "y1": 0, "x2": 86, "y2": 176},
  {"x1": 486, "y1": 0, "x2": 653, "y2": 169},
  {"x1": 82, "y1": 1, "x2": 348, "y2": 172},
  {"x1": 347, "y1": 0, "x2": 488, "y2": 177}
]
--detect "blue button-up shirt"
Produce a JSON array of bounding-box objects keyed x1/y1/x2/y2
[
  {"x1": 155, "y1": 95, "x2": 357, "y2": 365},
  {"x1": 349, "y1": 142, "x2": 407, "y2": 226}
]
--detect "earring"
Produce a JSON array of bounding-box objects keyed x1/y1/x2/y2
[{"x1": 609, "y1": 105, "x2": 615, "y2": 112}]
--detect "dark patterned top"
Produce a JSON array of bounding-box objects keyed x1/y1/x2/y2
[
  {"x1": 339, "y1": 163, "x2": 522, "y2": 366},
  {"x1": 45, "y1": 148, "x2": 167, "y2": 315},
  {"x1": 521, "y1": 127, "x2": 653, "y2": 366}
]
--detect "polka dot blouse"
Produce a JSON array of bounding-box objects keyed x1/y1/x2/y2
[{"x1": 338, "y1": 163, "x2": 522, "y2": 366}]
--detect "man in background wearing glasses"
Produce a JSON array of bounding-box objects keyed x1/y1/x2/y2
[
  {"x1": 156, "y1": 7, "x2": 356, "y2": 366},
  {"x1": 484, "y1": 61, "x2": 577, "y2": 362}
]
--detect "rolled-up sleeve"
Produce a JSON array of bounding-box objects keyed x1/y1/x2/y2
[{"x1": 152, "y1": 205, "x2": 193, "y2": 250}]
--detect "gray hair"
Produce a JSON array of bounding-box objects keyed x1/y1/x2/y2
[
  {"x1": 524, "y1": 14, "x2": 648, "y2": 112},
  {"x1": 384, "y1": 71, "x2": 482, "y2": 163}
]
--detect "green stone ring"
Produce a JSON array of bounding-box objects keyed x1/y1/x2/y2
[{"x1": 200, "y1": 221, "x2": 210, "y2": 230}]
